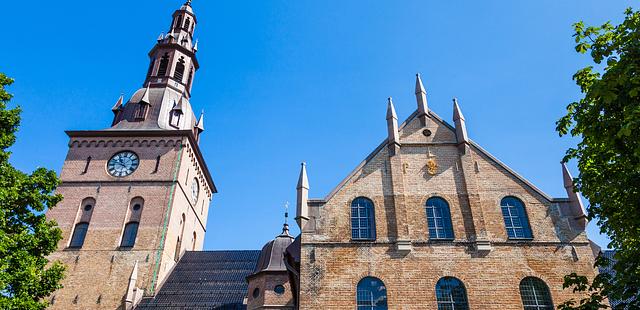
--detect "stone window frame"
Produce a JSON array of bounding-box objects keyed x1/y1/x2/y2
[{"x1": 67, "y1": 197, "x2": 96, "y2": 249}]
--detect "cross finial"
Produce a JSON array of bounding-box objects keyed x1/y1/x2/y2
[{"x1": 185, "y1": 0, "x2": 192, "y2": 5}]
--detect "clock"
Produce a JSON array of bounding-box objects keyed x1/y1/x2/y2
[
  {"x1": 107, "y1": 151, "x2": 139, "y2": 177},
  {"x1": 191, "y1": 178, "x2": 199, "y2": 203}
]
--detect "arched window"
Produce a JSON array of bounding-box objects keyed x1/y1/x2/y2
[
  {"x1": 174, "y1": 213, "x2": 186, "y2": 262},
  {"x1": 351, "y1": 197, "x2": 376, "y2": 240},
  {"x1": 146, "y1": 57, "x2": 156, "y2": 77},
  {"x1": 186, "y1": 67, "x2": 194, "y2": 90},
  {"x1": 192, "y1": 231, "x2": 197, "y2": 251},
  {"x1": 175, "y1": 15, "x2": 182, "y2": 30},
  {"x1": 356, "y1": 277, "x2": 387, "y2": 310},
  {"x1": 435, "y1": 277, "x2": 469, "y2": 310},
  {"x1": 520, "y1": 277, "x2": 553, "y2": 310},
  {"x1": 69, "y1": 222, "x2": 89, "y2": 248},
  {"x1": 184, "y1": 17, "x2": 191, "y2": 30},
  {"x1": 69, "y1": 198, "x2": 95, "y2": 248},
  {"x1": 426, "y1": 197, "x2": 454, "y2": 239},
  {"x1": 120, "y1": 222, "x2": 139, "y2": 247},
  {"x1": 174, "y1": 57, "x2": 186, "y2": 81},
  {"x1": 157, "y1": 53, "x2": 170, "y2": 76},
  {"x1": 500, "y1": 196, "x2": 533, "y2": 239},
  {"x1": 120, "y1": 197, "x2": 143, "y2": 248}
]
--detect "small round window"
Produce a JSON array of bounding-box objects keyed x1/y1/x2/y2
[
  {"x1": 84, "y1": 204, "x2": 93, "y2": 211},
  {"x1": 133, "y1": 204, "x2": 141, "y2": 211},
  {"x1": 252, "y1": 287, "x2": 260, "y2": 298},
  {"x1": 274, "y1": 284, "x2": 285, "y2": 295}
]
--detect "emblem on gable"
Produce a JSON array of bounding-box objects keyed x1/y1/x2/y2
[{"x1": 427, "y1": 158, "x2": 438, "y2": 175}]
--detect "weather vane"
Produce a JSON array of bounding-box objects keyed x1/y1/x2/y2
[{"x1": 284, "y1": 201, "x2": 289, "y2": 225}]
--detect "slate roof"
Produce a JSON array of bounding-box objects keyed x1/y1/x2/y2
[{"x1": 136, "y1": 250, "x2": 260, "y2": 310}]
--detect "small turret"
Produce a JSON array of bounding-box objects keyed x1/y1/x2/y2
[
  {"x1": 453, "y1": 98, "x2": 469, "y2": 152},
  {"x1": 296, "y1": 162, "x2": 309, "y2": 230},
  {"x1": 415, "y1": 73, "x2": 429, "y2": 126},
  {"x1": 386, "y1": 97, "x2": 400, "y2": 156}
]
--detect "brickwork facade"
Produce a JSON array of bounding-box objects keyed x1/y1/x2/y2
[
  {"x1": 297, "y1": 82, "x2": 599, "y2": 309},
  {"x1": 47, "y1": 133, "x2": 213, "y2": 309}
]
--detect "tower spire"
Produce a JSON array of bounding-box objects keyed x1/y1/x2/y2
[{"x1": 415, "y1": 73, "x2": 429, "y2": 126}]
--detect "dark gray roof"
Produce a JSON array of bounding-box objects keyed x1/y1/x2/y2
[
  {"x1": 136, "y1": 250, "x2": 260, "y2": 310},
  {"x1": 251, "y1": 225, "x2": 294, "y2": 275}
]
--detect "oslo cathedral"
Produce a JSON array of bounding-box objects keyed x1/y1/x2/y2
[{"x1": 46, "y1": 1, "x2": 603, "y2": 310}]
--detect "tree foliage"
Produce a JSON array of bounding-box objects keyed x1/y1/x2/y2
[
  {"x1": 557, "y1": 8, "x2": 640, "y2": 310},
  {"x1": 0, "y1": 73, "x2": 65, "y2": 309}
]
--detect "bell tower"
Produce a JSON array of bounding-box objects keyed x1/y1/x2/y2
[{"x1": 46, "y1": 2, "x2": 216, "y2": 309}]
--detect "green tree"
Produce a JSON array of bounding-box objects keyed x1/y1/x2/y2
[
  {"x1": 0, "y1": 73, "x2": 65, "y2": 309},
  {"x1": 557, "y1": 8, "x2": 640, "y2": 310}
]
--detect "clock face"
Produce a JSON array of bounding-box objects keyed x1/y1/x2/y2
[
  {"x1": 191, "y1": 178, "x2": 199, "y2": 202},
  {"x1": 107, "y1": 151, "x2": 139, "y2": 177}
]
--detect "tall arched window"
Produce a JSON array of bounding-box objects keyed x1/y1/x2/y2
[
  {"x1": 146, "y1": 57, "x2": 156, "y2": 77},
  {"x1": 174, "y1": 57, "x2": 185, "y2": 81},
  {"x1": 184, "y1": 17, "x2": 191, "y2": 30},
  {"x1": 120, "y1": 197, "x2": 143, "y2": 248},
  {"x1": 426, "y1": 197, "x2": 454, "y2": 239},
  {"x1": 351, "y1": 197, "x2": 376, "y2": 240},
  {"x1": 356, "y1": 277, "x2": 387, "y2": 310},
  {"x1": 435, "y1": 277, "x2": 469, "y2": 310},
  {"x1": 174, "y1": 213, "x2": 186, "y2": 262},
  {"x1": 186, "y1": 67, "x2": 194, "y2": 90},
  {"x1": 157, "y1": 53, "x2": 170, "y2": 76},
  {"x1": 500, "y1": 196, "x2": 533, "y2": 239},
  {"x1": 520, "y1": 277, "x2": 553, "y2": 310},
  {"x1": 69, "y1": 198, "x2": 95, "y2": 248},
  {"x1": 120, "y1": 222, "x2": 139, "y2": 247},
  {"x1": 69, "y1": 222, "x2": 89, "y2": 248},
  {"x1": 192, "y1": 231, "x2": 197, "y2": 251}
]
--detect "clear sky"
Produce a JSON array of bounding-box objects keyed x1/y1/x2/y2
[{"x1": 1, "y1": 0, "x2": 632, "y2": 250}]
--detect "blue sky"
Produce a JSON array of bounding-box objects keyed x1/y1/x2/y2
[{"x1": 1, "y1": 0, "x2": 632, "y2": 250}]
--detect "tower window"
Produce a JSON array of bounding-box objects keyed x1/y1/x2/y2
[
  {"x1": 157, "y1": 53, "x2": 170, "y2": 76},
  {"x1": 82, "y1": 156, "x2": 91, "y2": 174},
  {"x1": 426, "y1": 197, "x2": 454, "y2": 239},
  {"x1": 186, "y1": 67, "x2": 194, "y2": 90},
  {"x1": 133, "y1": 103, "x2": 148, "y2": 120},
  {"x1": 356, "y1": 277, "x2": 387, "y2": 309},
  {"x1": 184, "y1": 17, "x2": 191, "y2": 30},
  {"x1": 435, "y1": 277, "x2": 469, "y2": 310},
  {"x1": 501, "y1": 196, "x2": 533, "y2": 239},
  {"x1": 175, "y1": 15, "x2": 182, "y2": 30},
  {"x1": 174, "y1": 57, "x2": 186, "y2": 82},
  {"x1": 69, "y1": 222, "x2": 89, "y2": 248},
  {"x1": 120, "y1": 222, "x2": 139, "y2": 248},
  {"x1": 146, "y1": 57, "x2": 156, "y2": 77},
  {"x1": 520, "y1": 277, "x2": 553, "y2": 309},
  {"x1": 69, "y1": 198, "x2": 95, "y2": 248},
  {"x1": 351, "y1": 197, "x2": 376, "y2": 240}
]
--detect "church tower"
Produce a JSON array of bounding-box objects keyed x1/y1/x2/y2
[{"x1": 46, "y1": 1, "x2": 216, "y2": 309}]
